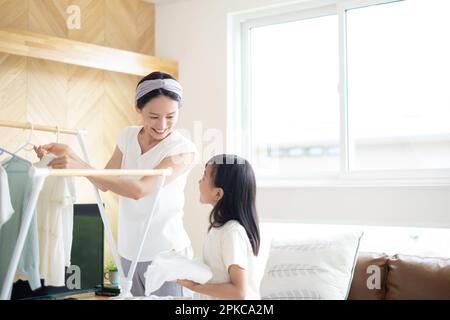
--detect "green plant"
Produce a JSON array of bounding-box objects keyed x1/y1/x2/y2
[{"x1": 104, "y1": 260, "x2": 118, "y2": 273}]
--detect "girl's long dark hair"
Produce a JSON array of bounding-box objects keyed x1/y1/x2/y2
[{"x1": 207, "y1": 154, "x2": 260, "y2": 256}]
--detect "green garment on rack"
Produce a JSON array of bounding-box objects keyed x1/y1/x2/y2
[{"x1": 0, "y1": 156, "x2": 41, "y2": 292}]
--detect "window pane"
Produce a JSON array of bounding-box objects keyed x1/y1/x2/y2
[
  {"x1": 262, "y1": 222, "x2": 450, "y2": 258},
  {"x1": 249, "y1": 14, "x2": 340, "y2": 178},
  {"x1": 347, "y1": 0, "x2": 450, "y2": 171}
]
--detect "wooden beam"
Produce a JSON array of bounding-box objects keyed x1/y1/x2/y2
[
  {"x1": 36, "y1": 169, "x2": 171, "y2": 177},
  {"x1": 0, "y1": 119, "x2": 81, "y2": 136},
  {"x1": 0, "y1": 28, "x2": 178, "y2": 77}
]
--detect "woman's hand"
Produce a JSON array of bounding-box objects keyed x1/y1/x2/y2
[
  {"x1": 33, "y1": 145, "x2": 46, "y2": 160},
  {"x1": 47, "y1": 154, "x2": 87, "y2": 170},
  {"x1": 34, "y1": 143, "x2": 74, "y2": 158},
  {"x1": 34, "y1": 143, "x2": 87, "y2": 169}
]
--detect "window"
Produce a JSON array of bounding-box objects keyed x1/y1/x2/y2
[
  {"x1": 235, "y1": 0, "x2": 450, "y2": 184},
  {"x1": 347, "y1": 0, "x2": 450, "y2": 171},
  {"x1": 262, "y1": 222, "x2": 450, "y2": 258},
  {"x1": 249, "y1": 14, "x2": 340, "y2": 178}
]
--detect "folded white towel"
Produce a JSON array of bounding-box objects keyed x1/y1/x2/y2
[{"x1": 144, "y1": 250, "x2": 212, "y2": 296}]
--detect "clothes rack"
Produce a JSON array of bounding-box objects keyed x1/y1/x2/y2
[
  {"x1": 0, "y1": 120, "x2": 171, "y2": 300},
  {"x1": 0, "y1": 120, "x2": 82, "y2": 136}
]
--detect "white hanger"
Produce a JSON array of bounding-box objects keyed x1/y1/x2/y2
[
  {"x1": 0, "y1": 147, "x2": 16, "y2": 164},
  {"x1": 55, "y1": 125, "x2": 60, "y2": 143},
  {"x1": 15, "y1": 122, "x2": 35, "y2": 154}
]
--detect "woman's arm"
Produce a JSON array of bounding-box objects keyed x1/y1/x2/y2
[
  {"x1": 177, "y1": 265, "x2": 247, "y2": 300},
  {"x1": 37, "y1": 143, "x2": 195, "y2": 200},
  {"x1": 80, "y1": 153, "x2": 195, "y2": 199},
  {"x1": 86, "y1": 146, "x2": 122, "y2": 192}
]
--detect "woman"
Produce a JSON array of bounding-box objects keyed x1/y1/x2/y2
[{"x1": 34, "y1": 72, "x2": 198, "y2": 297}]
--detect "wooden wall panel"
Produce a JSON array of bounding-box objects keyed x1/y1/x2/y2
[
  {"x1": 1, "y1": 0, "x2": 157, "y2": 264},
  {"x1": 67, "y1": 0, "x2": 105, "y2": 45},
  {"x1": 67, "y1": 66, "x2": 104, "y2": 166},
  {"x1": 29, "y1": 0, "x2": 68, "y2": 37},
  {"x1": 0, "y1": 0, "x2": 28, "y2": 154},
  {"x1": 67, "y1": 65, "x2": 104, "y2": 203},
  {"x1": 105, "y1": 0, "x2": 139, "y2": 52},
  {"x1": 0, "y1": 54, "x2": 28, "y2": 154},
  {"x1": 28, "y1": 0, "x2": 68, "y2": 156},
  {"x1": 137, "y1": 1, "x2": 155, "y2": 55},
  {"x1": 103, "y1": 73, "x2": 142, "y2": 156},
  {"x1": 0, "y1": 0, "x2": 29, "y2": 30},
  {"x1": 27, "y1": 58, "x2": 68, "y2": 154}
]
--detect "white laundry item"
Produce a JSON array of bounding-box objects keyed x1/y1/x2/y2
[
  {"x1": 202, "y1": 220, "x2": 260, "y2": 300},
  {"x1": 0, "y1": 166, "x2": 14, "y2": 227},
  {"x1": 34, "y1": 153, "x2": 76, "y2": 287},
  {"x1": 144, "y1": 250, "x2": 212, "y2": 296}
]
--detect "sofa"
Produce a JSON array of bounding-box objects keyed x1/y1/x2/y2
[
  {"x1": 257, "y1": 229, "x2": 450, "y2": 300},
  {"x1": 348, "y1": 252, "x2": 450, "y2": 300}
]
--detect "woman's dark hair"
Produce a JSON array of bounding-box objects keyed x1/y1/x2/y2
[
  {"x1": 136, "y1": 71, "x2": 182, "y2": 110},
  {"x1": 207, "y1": 154, "x2": 260, "y2": 256}
]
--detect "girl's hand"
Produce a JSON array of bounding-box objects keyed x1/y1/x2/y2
[{"x1": 176, "y1": 279, "x2": 200, "y2": 291}]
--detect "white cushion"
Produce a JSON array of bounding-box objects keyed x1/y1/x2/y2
[
  {"x1": 253, "y1": 226, "x2": 273, "y2": 287},
  {"x1": 260, "y1": 230, "x2": 363, "y2": 300}
]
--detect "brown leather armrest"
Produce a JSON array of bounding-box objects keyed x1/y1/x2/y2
[{"x1": 386, "y1": 254, "x2": 450, "y2": 300}]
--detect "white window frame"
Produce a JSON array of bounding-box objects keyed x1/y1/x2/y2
[{"x1": 228, "y1": 0, "x2": 450, "y2": 187}]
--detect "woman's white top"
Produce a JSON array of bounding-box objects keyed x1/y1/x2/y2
[
  {"x1": 116, "y1": 126, "x2": 198, "y2": 262},
  {"x1": 202, "y1": 220, "x2": 260, "y2": 300}
]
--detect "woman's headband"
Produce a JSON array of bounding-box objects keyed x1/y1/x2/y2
[{"x1": 136, "y1": 79, "x2": 183, "y2": 101}]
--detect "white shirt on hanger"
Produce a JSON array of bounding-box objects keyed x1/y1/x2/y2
[
  {"x1": 0, "y1": 165, "x2": 14, "y2": 228},
  {"x1": 34, "y1": 153, "x2": 76, "y2": 287},
  {"x1": 117, "y1": 126, "x2": 198, "y2": 262}
]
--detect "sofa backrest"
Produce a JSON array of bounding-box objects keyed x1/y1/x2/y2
[
  {"x1": 386, "y1": 254, "x2": 450, "y2": 300},
  {"x1": 348, "y1": 252, "x2": 450, "y2": 300}
]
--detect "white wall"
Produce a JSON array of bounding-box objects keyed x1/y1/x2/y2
[{"x1": 154, "y1": 0, "x2": 450, "y2": 256}]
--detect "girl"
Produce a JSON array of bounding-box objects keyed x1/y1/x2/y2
[
  {"x1": 34, "y1": 71, "x2": 198, "y2": 297},
  {"x1": 177, "y1": 154, "x2": 260, "y2": 299}
]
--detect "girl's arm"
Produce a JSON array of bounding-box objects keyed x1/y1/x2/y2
[
  {"x1": 37, "y1": 143, "x2": 195, "y2": 200},
  {"x1": 177, "y1": 265, "x2": 247, "y2": 300}
]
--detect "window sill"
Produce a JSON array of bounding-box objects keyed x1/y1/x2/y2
[{"x1": 257, "y1": 178, "x2": 450, "y2": 188}]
